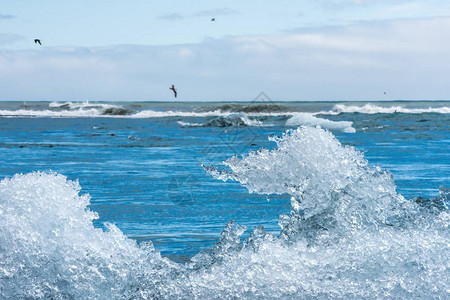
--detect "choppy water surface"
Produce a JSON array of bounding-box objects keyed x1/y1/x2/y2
[{"x1": 0, "y1": 100, "x2": 449, "y2": 299}]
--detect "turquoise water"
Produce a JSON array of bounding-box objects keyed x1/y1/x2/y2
[{"x1": 0, "y1": 100, "x2": 449, "y2": 298}]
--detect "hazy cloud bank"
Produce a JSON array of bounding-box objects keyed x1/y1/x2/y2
[{"x1": 1, "y1": 17, "x2": 449, "y2": 101}]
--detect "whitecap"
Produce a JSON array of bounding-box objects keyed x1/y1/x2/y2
[
  {"x1": 286, "y1": 112, "x2": 356, "y2": 133},
  {"x1": 326, "y1": 103, "x2": 450, "y2": 114}
]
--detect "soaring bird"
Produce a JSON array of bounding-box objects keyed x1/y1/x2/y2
[
  {"x1": 34, "y1": 39, "x2": 41, "y2": 45},
  {"x1": 170, "y1": 84, "x2": 177, "y2": 98}
]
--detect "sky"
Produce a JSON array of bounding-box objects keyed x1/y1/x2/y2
[{"x1": 1, "y1": 0, "x2": 450, "y2": 101}]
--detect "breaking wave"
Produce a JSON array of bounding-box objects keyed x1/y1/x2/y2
[
  {"x1": 1, "y1": 127, "x2": 449, "y2": 299},
  {"x1": 1, "y1": 102, "x2": 134, "y2": 117},
  {"x1": 326, "y1": 103, "x2": 450, "y2": 114},
  {"x1": 2, "y1": 102, "x2": 449, "y2": 119},
  {"x1": 178, "y1": 114, "x2": 263, "y2": 127},
  {"x1": 0, "y1": 102, "x2": 291, "y2": 118},
  {"x1": 286, "y1": 113, "x2": 356, "y2": 133},
  {"x1": 133, "y1": 110, "x2": 289, "y2": 118}
]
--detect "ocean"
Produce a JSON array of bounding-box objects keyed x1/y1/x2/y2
[{"x1": 0, "y1": 100, "x2": 449, "y2": 299}]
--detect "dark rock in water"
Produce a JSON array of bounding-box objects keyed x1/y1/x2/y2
[
  {"x1": 102, "y1": 108, "x2": 133, "y2": 115},
  {"x1": 204, "y1": 115, "x2": 249, "y2": 127},
  {"x1": 218, "y1": 103, "x2": 284, "y2": 113}
]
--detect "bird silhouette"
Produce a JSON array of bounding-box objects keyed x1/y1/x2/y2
[
  {"x1": 170, "y1": 85, "x2": 177, "y2": 98},
  {"x1": 34, "y1": 39, "x2": 41, "y2": 45},
  {"x1": 211, "y1": 18, "x2": 215, "y2": 21}
]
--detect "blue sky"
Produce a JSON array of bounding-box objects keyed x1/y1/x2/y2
[{"x1": 1, "y1": 1, "x2": 450, "y2": 101}]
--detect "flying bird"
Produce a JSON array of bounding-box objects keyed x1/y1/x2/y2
[
  {"x1": 170, "y1": 84, "x2": 177, "y2": 98},
  {"x1": 34, "y1": 39, "x2": 41, "y2": 45},
  {"x1": 211, "y1": 18, "x2": 215, "y2": 21}
]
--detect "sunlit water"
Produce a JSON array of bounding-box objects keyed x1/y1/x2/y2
[{"x1": 0, "y1": 100, "x2": 449, "y2": 299}]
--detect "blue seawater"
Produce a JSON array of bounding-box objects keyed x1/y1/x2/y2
[{"x1": 0, "y1": 100, "x2": 449, "y2": 299}]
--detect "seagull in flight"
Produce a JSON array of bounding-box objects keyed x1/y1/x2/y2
[
  {"x1": 34, "y1": 39, "x2": 41, "y2": 45},
  {"x1": 170, "y1": 84, "x2": 177, "y2": 98}
]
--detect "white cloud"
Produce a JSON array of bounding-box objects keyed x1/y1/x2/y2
[{"x1": 1, "y1": 17, "x2": 449, "y2": 101}]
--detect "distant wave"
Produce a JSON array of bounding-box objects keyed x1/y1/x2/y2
[
  {"x1": 286, "y1": 113, "x2": 356, "y2": 133},
  {"x1": 0, "y1": 101, "x2": 134, "y2": 117},
  {"x1": 0, "y1": 108, "x2": 289, "y2": 118},
  {"x1": 217, "y1": 103, "x2": 286, "y2": 113},
  {"x1": 49, "y1": 101, "x2": 124, "y2": 111},
  {"x1": 325, "y1": 104, "x2": 450, "y2": 114},
  {"x1": 2, "y1": 101, "x2": 449, "y2": 118},
  {"x1": 0, "y1": 109, "x2": 102, "y2": 118},
  {"x1": 133, "y1": 109, "x2": 290, "y2": 118},
  {"x1": 178, "y1": 114, "x2": 264, "y2": 127}
]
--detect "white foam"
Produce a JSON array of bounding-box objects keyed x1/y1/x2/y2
[
  {"x1": 200, "y1": 127, "x2": 449, "y2": 298},
  {"x1": 0, "y1": 172, "x2": 175, "y2": 299},
  {"x1": 0, "y1": 108, "x2": 103, "y2": 117},
  {"x1": 178, "y1": 113, "x2": 264, "y2": 127},
  {"x1": 177, "y1": 120, "x2": 203, "y2": 127},
  {"x1": 49, "y1": 101, "x2": 120, "y2": 110},
  {"x1": 286, "y1": 112, "x2": 356, "y2": 133},
  {"x1": 1, "y1": 129, "x2": 449, "y2": 298},
  {"x1": 133, "y1": 109, "x2": 290, "y2": 118},
  {"x1": 326, "y1": 103, "x2": 450, "y2": 114},
  {"x1": 0, "y1": 108, "x2": 288, "y2": 118}
]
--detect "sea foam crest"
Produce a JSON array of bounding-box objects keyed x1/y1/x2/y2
[
  {"x1": 200, "y1": 126, "x2": 449, "y2": 298},
  {"x1": 286, "y1": 112, "x2": 355, "y2": 132},
  {"x1": 0, "y1": 172, "x2": 176, "y2": 299},
  {"x1": 0, "y1": 102, "x2": 133, "y2": 117},
  {"x1": 327, "y1": 103, "x2": 450, "y2": 114},
  {"x1": 205, "y1": 127, "x2": 411, "y2": 235}
]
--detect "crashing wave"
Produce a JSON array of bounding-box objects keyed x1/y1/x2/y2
[
  {"x1": 51, "y1": 101, "x2": 134, "y2": 116},
  {"x1": 201, "y1": 126, "x2": 449, "y2": 298},
  {"x1": 0, "y1": 109, "x2": 102, "y2": 117},
  {"x1": 1, "y1": 127, "x2": 448, "y2": 299},
  {"x1": 326, "y1": 103, "x2": 450, "y2": 114},
  {"x1": 0, "y1": 102, "x2": 134, "y2": 117},
  {"x1": 286, "y1": 112, "x2": 356, "y2": 133},
  {"x1": 0, "y1": 172, "x2": 179, "y2": 299},
  {"x1": 134, "y1": 109, "x2": 290, "y2": 118},
  {"x1": 49, "y1": 101, "x2": 116, "y2": 111}
]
